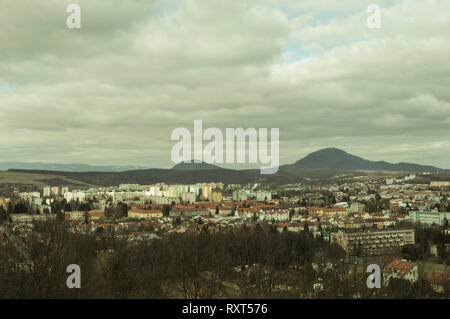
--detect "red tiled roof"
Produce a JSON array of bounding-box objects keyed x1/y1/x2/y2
[
  {"x1": 429, "y1": 272, "x2": 450, "y2": 285},
  {"x1": 88, "y1": 210, "x2": 105, "y2": 217},
  {"x1": 384, "y1": 259, "x2": 417, "y2": 277},
  {"x1": 129, "y1": 209, "x2": 161, "y2": 214}
]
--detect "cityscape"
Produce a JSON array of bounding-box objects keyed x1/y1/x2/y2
[
  {"x1": 1, "y1": 0, "x2": 449, "y2": 306},
  {"x1": 1, "y1": 152, "x2": 449, "y2": 298}
]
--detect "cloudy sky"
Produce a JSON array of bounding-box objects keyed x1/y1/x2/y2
[{"x1": 1, "y1": 0, "x2": 449, "y2": 169}]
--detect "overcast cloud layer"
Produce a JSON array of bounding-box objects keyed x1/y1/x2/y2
[{"x1": 1, "y1": 0, "x2": 449, "y2": 169}]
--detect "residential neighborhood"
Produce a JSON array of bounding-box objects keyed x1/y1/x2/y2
[{"x1": 1, "y1": 172, "x2": 449, "y2": 298}]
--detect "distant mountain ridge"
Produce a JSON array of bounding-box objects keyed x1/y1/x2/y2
[
  {"x1": 282, "y1": 147, "x2": 449, "y2": 173},
  {"x1": 171, "y1": 160, "x2": 223, "y2": 170},
  {"x1": 2, "y1": 147, "x2": 449, "y2": 187},
  {"x1": 0, "y1": 162, "x2": 149, "y2": 172}
]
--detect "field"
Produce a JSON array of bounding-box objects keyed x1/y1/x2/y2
[{"x1": 0, "y1": 171, "x2": 93, "y2": 188}]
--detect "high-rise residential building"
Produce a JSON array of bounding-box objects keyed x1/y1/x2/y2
[
  {"x1": 209, "y1": 192, "x2": 223, "y2": 202},
  {"x1": 201, "y1": 184, "x2": 212, "y2": 200},
  {"x1": 167, "y1": 185, "x2": 179, "y2": 197},
  {"x1": 190, "y1": 184, "x2": 202, "y2": 195},
  {"x1": 181, "y1": 192, "x2": 196, "y2": 204},
  {"x1": 43, "y1": 185, "x2": 51, "y2": 197},
  {"x1": 256, "y1": 191, "x2": 272, "y2": 201},
  {"x1": 51, "y1": 186, "x2": 59, "y2": 196},
  {"x1": 232, "y1": 191, "x2": 248, "y2": 201},
  {"x1": 61, "y1": 186, "x2": 69, "y2": 195}
]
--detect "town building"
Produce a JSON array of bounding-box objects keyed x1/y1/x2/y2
[
  {"x1": 409, "y1": 210, "x2": 450, "y2": 226},
  {"x1": 233, "y1": 191, "x2": 248, "y2": 201},
  {"x1": 331, "y1": 228, "x2": 415, "y2": 256},
  {"x1": 51, "y1": 186, "x2": 59, "y2": 196},
  {"x1": 209, "y1": 192, "x2": 223, "y2": 202},
  {"x1": 429, "y1": 272, "x2": 450, "y2": 293},
  {"x1": 383, "y1": 259, "x2": 418, "y2": 286},
  {"x1": 128, "y1": 208, "x2": 163, "y2": 219},
  {"x1": 43, "y1": 186, "x2": 51, "y2": 197},
  {"x1": 256, "y1": 191, "x2": 272, "y2": 202}
]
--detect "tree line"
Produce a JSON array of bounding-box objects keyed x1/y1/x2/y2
[{"x1": 0, "y1": 220, "x2": 448, "y2": 298}]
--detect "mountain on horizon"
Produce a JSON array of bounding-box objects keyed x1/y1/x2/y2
[
  {"x1": 286, "y1": 147, "x2": 449, "y2": 173},
  {"x1": 6, "y1": 148, "x2": 449, "y2": 187},
  {"x1": 0, "y1": 161, "x2": 149, "y2": 172},
  {"x1": 2, "y1": 148, "x2": 448, "y2": 175},
  {"x1": 171, "y1": 160, "x2": 223, "y2": 170}
]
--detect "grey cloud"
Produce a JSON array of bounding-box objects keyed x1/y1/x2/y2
[{"x1": 0, "y1": 0, "x2": 449, "y2": 169}]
